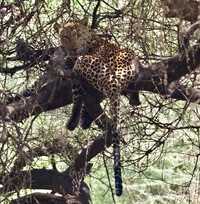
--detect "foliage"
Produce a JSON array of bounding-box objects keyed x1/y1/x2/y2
[{"x1": 1, "y1": 0, "x2": 200, "y2": 203}]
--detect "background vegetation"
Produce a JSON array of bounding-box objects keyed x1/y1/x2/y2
[{"x1": 1, "y1": 0, "x2": 200, "y2": 203}]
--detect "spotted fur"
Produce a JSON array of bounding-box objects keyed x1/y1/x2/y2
[{"x1": 58, "y1": 18, "x2": 139, "y2": 196}]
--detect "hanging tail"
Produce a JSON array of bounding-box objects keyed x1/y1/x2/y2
[
  {"x1": 110, "y1": 87, "x2": 123, "y2": 196},
  {"x1": 113, "y1": 132, "x2": 123, "y2": 196}
]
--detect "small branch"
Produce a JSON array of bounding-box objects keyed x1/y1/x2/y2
[
  {"x1": 183, "y1": 20, "x2": 200, "y2": 45},
  {"x1": 103, "y1": 152, "x2": 116, "y2": 203},
  {"x1": 10, "y1": 0, "x2": 42, "y2": 33},
  {"x1": 10, "y1": 137, "x2": 78, "y2": 174},
  {"x1": 91, "y1": 0, "x2": 101, "y2": 29},
  {"x1": 74, "y1": 123, "x2": 112, "y2": 171},
  {"x1": 96, "y1": 10, "x2": 122, "y2": 26},
  {"x1": 1, "y1": 47, "x2": 56, "y2": 75},
  {"x1": 0, "y1": 62, "x2": 36, "y2": 75}
]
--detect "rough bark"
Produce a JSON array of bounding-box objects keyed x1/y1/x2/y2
[{"x1": 2, "y1": 169, "x2": 92, "y2": 204}]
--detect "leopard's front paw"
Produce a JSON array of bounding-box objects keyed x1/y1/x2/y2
[{"x1": 66, "y1": 118, "x2": 79, "y2": 130}]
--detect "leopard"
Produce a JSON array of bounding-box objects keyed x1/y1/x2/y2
[{"x1": 57, "y1": 17, "x2": 139, "y2": 196}]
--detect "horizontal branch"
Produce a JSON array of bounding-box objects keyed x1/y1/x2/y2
[
  {"x1": 0, "y1": 169, "x2": 92, "y2": 204},
  {"x1": 10, "y1": 193, "x2": 66, "y2": 204},
  {"x1": 0, "y1": 62, "x2": 36, "y2": 75},
  {"x1": 0, "y1": 47, "x2": 56, "y2": 75},
  {"x1": 1, "y1": 43, "x2": 200, "y2": 123},
  {"x1": 129, "y1": 43, "x2": 200, "y2": 96},
  {"x1": 0, "y1": 78, "x2": 72, "y2": 122}
]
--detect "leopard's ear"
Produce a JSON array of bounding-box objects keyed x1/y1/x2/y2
[
  {"x1": 80, "y1": 16, "x2": 89, "y2": 26},
  {"x1": 54, "y1": 23, "x2": 61, "y2": 34}
]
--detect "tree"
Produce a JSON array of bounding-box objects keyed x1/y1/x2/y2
[{"x1": 1, "y1": 0, "x2": 200, "y2": 203}]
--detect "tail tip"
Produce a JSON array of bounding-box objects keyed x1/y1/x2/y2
[
  {"x1": 116, "y1": 187, "x2": 123, "y2": 196},
  {"x1": 115, "y1": 179, "x2": 123, "y2": 196}
]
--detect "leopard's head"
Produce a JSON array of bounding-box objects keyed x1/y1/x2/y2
[{"x1": 56, "y1": 17, "x2": 95, "y2": 56}]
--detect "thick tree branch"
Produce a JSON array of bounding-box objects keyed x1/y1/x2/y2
[
  {"x1": 129, "y1": 43, "x2": 200, "y2": 94},
  {"x1": 1, "y1": 43, "x2": 200, "y2": 123},
  {"x1": 0, "y1": 78, "x2": 72, "y2": 122},
  {"x1": 10, "y1": 193, "x2": 67, "y2": 204},
  {"x1": 0, "y1": 169, "x2": 92, "y2": 204}
]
